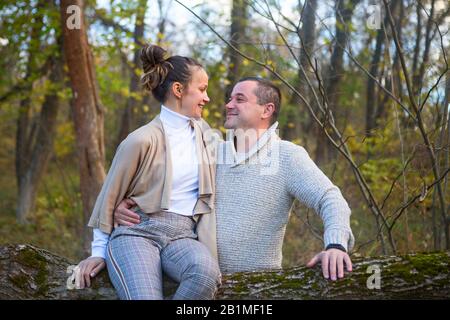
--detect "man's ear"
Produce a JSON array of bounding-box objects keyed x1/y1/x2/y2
[
  {"x1": 172, "y1": 82, "x2": 183, "y2": 99},
  {"x1": 261, "y1": 103, "x2": 275, "y2": 120}
]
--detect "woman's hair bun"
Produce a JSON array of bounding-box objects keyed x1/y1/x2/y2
[{"x1": 140, "y1": 44, "x2": 173, "y2": 91}]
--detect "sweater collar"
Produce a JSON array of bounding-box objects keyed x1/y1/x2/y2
[
  {"x1": 160, "y1": 105, "x2": 191, "y2": 129},
  {"x1": 226, "y1": 121, "x2": 280, "y2": 166}
]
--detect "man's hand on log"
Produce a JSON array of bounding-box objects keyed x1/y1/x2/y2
[{"x1": 306, "y1": 249, "x2": 352, "y2": 281}]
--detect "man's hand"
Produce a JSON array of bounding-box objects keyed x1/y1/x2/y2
[
  {"x1": 75, "y1": 257, "x2": 105, "y2": 289},
  {"x1": 306, "y1": 249, "x2": 352, "y2": 281},
  {"x1": 113, "y1": 198, "x2": 140, "y2": 227}
]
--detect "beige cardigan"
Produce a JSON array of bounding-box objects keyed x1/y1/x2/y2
[{"x1": 87, "y1": 115, "x2": 219, "y2": 259}]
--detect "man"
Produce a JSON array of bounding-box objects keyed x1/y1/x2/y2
[{"x1": 114, "y1": 77, "x2": 354, "y2": 281}]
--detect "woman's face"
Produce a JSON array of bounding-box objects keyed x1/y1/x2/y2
[{"x1": 179, "y1": 67, "x2": 210, "y2": 119}]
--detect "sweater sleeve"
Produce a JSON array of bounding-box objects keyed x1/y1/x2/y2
[
  {"x1": 87, "y1": 134, "x2": 150, "y2": 234},
  {"x1": 285, "y1": 145, "x2": 355, "y2": 251}
]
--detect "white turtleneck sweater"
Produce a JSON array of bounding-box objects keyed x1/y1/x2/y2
[{"x1": 91, "y1": 105, "x2": 199, "y2": 258}]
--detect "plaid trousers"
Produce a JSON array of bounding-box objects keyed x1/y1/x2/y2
[{"x1": 105, "y1": 210, "x2": 221, "y2": 300}]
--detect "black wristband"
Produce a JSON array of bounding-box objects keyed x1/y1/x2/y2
[{"x1": 325, "y1": 243, "x2": 347, "y2": 253}]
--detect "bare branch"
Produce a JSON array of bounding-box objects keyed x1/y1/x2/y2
[
  {"x1": 314, "y1": 8, "x2": 414, "y2": 119},
  {"x1": 383, "y1": 0, "x2": 449, "y2": 248},
  {"x1": 380, "y1": 151, "x2": 416, "y2": 211},
  {"x1": 389, "y1": 167, "x2": 450, "y2": 232}
]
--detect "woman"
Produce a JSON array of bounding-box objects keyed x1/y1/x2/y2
[{"x1": 75, "y1": 44, "x2": 220, "y2": 300}]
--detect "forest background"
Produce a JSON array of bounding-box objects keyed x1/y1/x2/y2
[{"x1": 0, "y1": 0, "x2": 449, "y2": 267}]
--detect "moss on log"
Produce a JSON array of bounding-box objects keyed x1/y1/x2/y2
[{"x1": 1, "y1": 244, "x2": 449, "y2": 299}]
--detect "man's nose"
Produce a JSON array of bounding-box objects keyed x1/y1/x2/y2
[{"x1": 204, "y1": 93, "x2": 210, "y2": 103}]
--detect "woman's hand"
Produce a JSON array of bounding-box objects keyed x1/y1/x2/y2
[{"x1": 76, "y1": 256, "x2": 106, "y2": 289}]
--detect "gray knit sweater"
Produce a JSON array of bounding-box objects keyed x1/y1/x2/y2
[{"x1": 214, "y1": 122, "x2": 355, "y2": 273}]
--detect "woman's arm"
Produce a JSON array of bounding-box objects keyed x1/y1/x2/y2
[
  {"x1": 91, "y1": 228, "x2": 109, "y2": 259},
  {"x1": 74, "y1": 229, "x2": 109, "y2": 289},
  {"x1": 88, "y1": 133, "x2": 151, "y2": 233}
]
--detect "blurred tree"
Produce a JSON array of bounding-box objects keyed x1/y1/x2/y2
[
  {"x1": 283, "y1": 0, "x2": 317, "y2": 142},
  {"x1": 315, "y1": 0, "x2": 360, "y2": 166},
  {"x1": 224, "y1": 0, "x2": 248, "y2": 102},
  {"x1": 366, "y1": 0, "x2": 400, "y2": 139},
  {"x1": 116, "y1": 0, "x2": 147, "y2": 145},
  {"x1": 15, "y1": 0, "x2": 63, "y2": 224},
  {"x1": 60, "y1": 0, "x2": 106, "y2": 254}
]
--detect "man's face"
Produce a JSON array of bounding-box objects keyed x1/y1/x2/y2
[{"x1": 224, "y1": 81, "x2": 265, "y2": 130}]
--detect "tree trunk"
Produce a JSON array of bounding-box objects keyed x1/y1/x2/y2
[
  {"x1": 224, "y1": 0, "x2": 248, "y2": 101},
  {"x1": 365, "y1": 6, "x2": 385, "y2": 137},
  {"x1": 413, "y1": 0, "x2": 435, "y2": 98},
  {"x1": 366, "y1": 0, "x2": 400, "y2": 149},
  {"x1": 1, "y1": 244, "x2": 449, "y2": 300},
  {"x1": 435, "y1": 73, "x2": 450, "y2": 250},
  {"x1": 156, "y1": 0, "x2": 167, "y2": 46},
  {"x1": 411, "y1": 2, "x2": 422, "y2": 86},
  {"x1": 16, "y1": 55, "x2": 62, "y2": 224},
  {"x1": 60, "y1": 0, "x2": 106, "y2": 255},
  {"x1": 15, "y1": 0, "x2": 46, "y2": 223},
  {"x1": 315, "y1": 0, "x2": 359, "y2": 166},
  {"x1": 283, "y1": 0, "x2": 317, "y2": 143},
  {"x1": 116, "y1": 0, "x2": 147, "y2": 145}
]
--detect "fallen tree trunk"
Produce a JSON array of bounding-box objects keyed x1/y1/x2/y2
[{"x1": 1, "y1": 244, "x2": 449, "y2": 299}]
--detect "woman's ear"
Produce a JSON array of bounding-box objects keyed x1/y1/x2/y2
[{"x1": 172, "y1": 82, "x2": 184, "y2": 99}]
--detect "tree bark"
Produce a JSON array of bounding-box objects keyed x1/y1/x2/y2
[
  {"x1": 60, "y1": 0, "x2": 106, "y2": 255},
  {"x1": 1, "y1": 244, "x2": 449, "y2": 300}
]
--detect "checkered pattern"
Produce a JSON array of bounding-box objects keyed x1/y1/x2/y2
[{"x1": 105, "y1": 210, "x2": 221, "y2": 300}]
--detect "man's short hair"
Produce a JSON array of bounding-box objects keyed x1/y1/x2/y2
[{"x1": 237, "y1": 76, "x2": 281, "y2": 124}]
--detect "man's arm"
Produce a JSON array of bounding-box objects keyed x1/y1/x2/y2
[
  {"x1": 306, "y1": 248, "x2": 352, "y2": 281},
  {"x1": 113, "y1": 198, "x2": 141, "y2": 226},
  {"x1": 285, "y1": 144, "x2": 354, "y2": 280}
]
